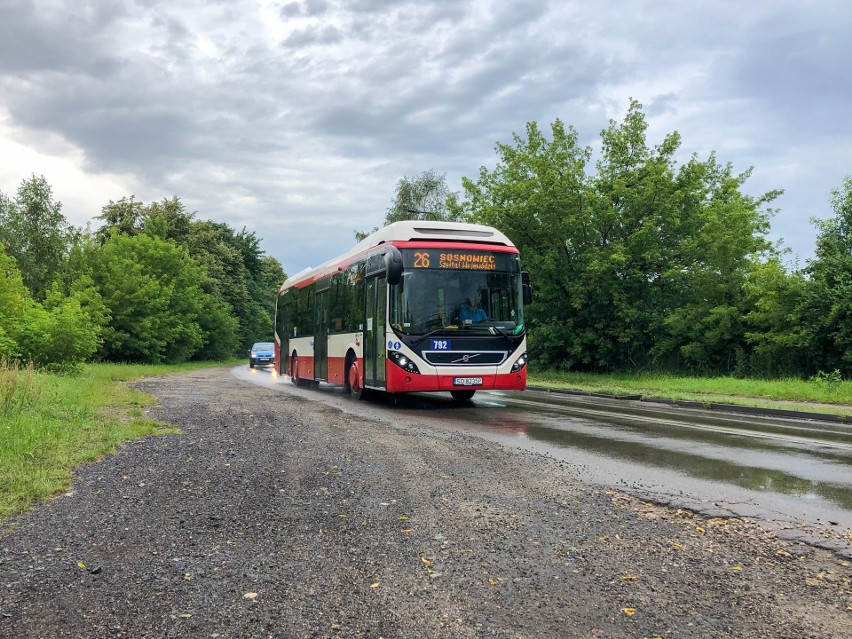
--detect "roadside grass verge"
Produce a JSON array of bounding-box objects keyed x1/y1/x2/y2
[
  {"x1": 527, "y1": 369, "x2": 852, "y2": 417},
  {"x1": 0, "y1": 360, "x2": 238, "y2": 521}
]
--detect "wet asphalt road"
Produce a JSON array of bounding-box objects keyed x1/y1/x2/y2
[{"x1": 236, "y1": 366, "x2": 852, "y2": 554}]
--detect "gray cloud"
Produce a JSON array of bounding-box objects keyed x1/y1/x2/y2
[
  {"x1": 1, "y1": 0, "x2": 849, "y2": 276},
  {"x1": 726, "y1": 20, "x2": 850, "y2": 139},
  {"x1": 0, "y1": 2, "x2": 126, "y2": 75},
  {"x1": 281, "y1": 25, "x2": 343, "y2": 47},
  {"x1": 279, "y1": 1, "x2": 331, "y2": 18}
]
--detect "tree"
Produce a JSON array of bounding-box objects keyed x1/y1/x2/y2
[
  {"x1": 17, "y1": 288, "x2": 102, "y2": 373},
  {"x1": 0, "y1": 175, "x2": 74, "y2": 300},
  {"x1": 740, "y1": 256, "x2": 807, "y2": 377},
  {"x1": 456, "y1": 118, "x2": 592, "y2": 369},
  {"x1": 0, "y1": 245, "x2": 31, "y2": 361},
  {"x1": 178, "y1": 221, "x2": 274, "y2": 350},
  {"x1": 259, "y1": 255, "x2": 287, "y2": 298},
  {"x1": 87, "y1": 233, "x2": 209, "y2": 363},
  {"x1": 0, "y1": 242, "x2": 102, "y2": 371},
  {"x1": 95, "y1": 196, "x2": 145, "y2": 242},
  {"x1": 243, "y1": 254, "x2": 287, "y2": 344},
  {"x1": 106, "y1": 195, "x2": 283, "y2": 353},
  {"x1": 654, "y1": 158, "x2": 781, "y2": 372},
  {"x1": 797, "y1": 176, "x2": 852, "y2": 375},
  {"x1": 458, "y1": 100, "x2": 782, "y2": 373},
  {"x1": 194, "y1": 295, "x2": 240, "y2": 360},
  {"x1": 56, "y1": 234, "x2": 112, "y2": 334},
  {"x1": 356, "y1": 170, "x2": 461, "y2": 241}
]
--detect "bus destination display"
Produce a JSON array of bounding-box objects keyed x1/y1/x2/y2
[{"x1": 404, "y1": 250, "x2": 517, "y2": 272}]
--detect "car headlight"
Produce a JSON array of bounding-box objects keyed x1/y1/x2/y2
[
  {"x1": 510, "y1": 353, "x2": 527, "y2": 373},
  {"x1": 251, "y1": 352, "x2": 257, "y2": 358},
  {"x1": 388, "y1": 350, "x2": 420, "y2": 374}
]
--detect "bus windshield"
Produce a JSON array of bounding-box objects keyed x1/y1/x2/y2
[{"x1": 389, "y1": 254, "x2": 525, "y2": 336}]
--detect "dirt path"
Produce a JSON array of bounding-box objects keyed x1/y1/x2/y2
[{"x1": 1, "y1": 367, "x2": 850, "y2": 638}]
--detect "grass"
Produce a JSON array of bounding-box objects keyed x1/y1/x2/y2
[
  {"x1": 0, "y1": 359, "x2": 238, "y2": 521},
  {"x1": 527, "y1": 369, "x2": 852, "y2": 417}
]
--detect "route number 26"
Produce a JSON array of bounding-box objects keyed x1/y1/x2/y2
[{"x1": 414, "y1": 252, "x2": 431, "y2": 268}]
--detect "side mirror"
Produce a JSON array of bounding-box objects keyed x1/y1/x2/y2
[
  {"x1": 521, "y1": 271, "x2": 532, "y2": 305},
  {"x1": 385, "y1": 245, "x2": 403, "y2": 286}
]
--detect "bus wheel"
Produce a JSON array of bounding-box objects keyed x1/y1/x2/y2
[
  {"x1": 451, "y1": 390, "x2": 476, "y2": 401},
  {"x1": 290, "y1": 353, "x2": 299, "y2": 386},
  {"x1": 347, "y1": 357, "x2": 365, "y2": 400}
]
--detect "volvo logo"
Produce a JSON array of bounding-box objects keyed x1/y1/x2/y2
[{"x1": 452, "y1": 353, "x2": 481, "y2": 364}]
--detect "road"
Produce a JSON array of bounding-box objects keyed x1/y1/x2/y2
[
  {"x1": 3, "y1": 366, "x2": 851, "y2": 638},
  {"x1": 237, "y1": 365, "x2": 852, "y2": 555}
]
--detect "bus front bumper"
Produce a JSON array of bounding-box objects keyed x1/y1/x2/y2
[{"x1": 385, "y1": 364, "x2": 526, "y2": 394}]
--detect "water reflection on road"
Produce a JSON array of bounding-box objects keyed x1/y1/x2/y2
[
  {"x1": 236, "y1": 366, "x2": 852, "y2": 536},
  {"x1": 452, "y1": 393, "x2": 852, "y2": 532},
  {"x1": 524, "y1": 421, "x2": 852, "y2": 509}
]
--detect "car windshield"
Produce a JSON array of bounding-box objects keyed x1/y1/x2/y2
[
  {"x1": 389, "y1": 267, "x2": 524, "y2": 336},
  {"x1": 253, "y1": 343, "x2": 274, "y2": 350}
]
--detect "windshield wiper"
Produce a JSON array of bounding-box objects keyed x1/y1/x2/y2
[{"x1": 489, "y1": 325, "x2": 513, "y2": 342}]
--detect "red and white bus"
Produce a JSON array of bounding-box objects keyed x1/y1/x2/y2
[{"x1": 274, "y1": 221, "x2": 531, "y2": 400}]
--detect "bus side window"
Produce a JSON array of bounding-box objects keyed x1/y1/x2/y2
[
  {"x1": 328, "y1": 273, "x2": 342, "y2": 334},
  {"x1": 276, "y1": 293, "x2": 286, "y2": 338}
]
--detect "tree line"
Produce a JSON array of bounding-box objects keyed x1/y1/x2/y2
[
  {"x1": 0, "y1": 182, "x2": 284, "y2": 371},
  {"x1": 2, "y1": 100, "x2": 849, "y2": 378},
  {"x1": 380, "y1": 101, "x2": 851, "y2": 379}
]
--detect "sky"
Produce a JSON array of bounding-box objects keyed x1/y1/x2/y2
[{"x1": 1, "y1": 0, "x2": 849, "y2": 276}]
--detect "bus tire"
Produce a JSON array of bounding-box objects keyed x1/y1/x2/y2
[
  {"x1": 346, "y1": 354, "x2": 366, "y2": 400},
  {"x1": 451, "y1": 390, "x2": 476, "y2": 401},
  {"x1": 290, "y1": 352, "x2": 300, "y2": 386}
]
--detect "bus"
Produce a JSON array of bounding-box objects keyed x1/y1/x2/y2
[{"x1": 274, "y1": 220, "x2": 531, "y2": 400}]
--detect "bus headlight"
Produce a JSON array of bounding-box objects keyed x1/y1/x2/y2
[
  {"x1": 510, "y1": 353, "x2": 527, "y2": 373},
  {"x1": 388, "y1": 351, "x2": 420, "y2": 374}
]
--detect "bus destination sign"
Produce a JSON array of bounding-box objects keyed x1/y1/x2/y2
[{"x1": 408, "y1": 250, "x2": 498, "y2": 271}]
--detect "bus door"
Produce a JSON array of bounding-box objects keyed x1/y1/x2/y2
[
  {"x1": 364, "y1": 275, "x2": 387, "y2": 388},
  {"x1": 314, "y1": 289, "x2": 329, "y2": 380}
]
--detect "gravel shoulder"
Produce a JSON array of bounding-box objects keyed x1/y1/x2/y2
[{"x1": 1, "y1": 367, "x2": 850, "y2": 638}]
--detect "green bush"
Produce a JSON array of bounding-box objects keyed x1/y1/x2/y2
[
  {"x1": 88, "y1": 233, "x2": 208, "y2": 363},
  {"x1": 13, "y1": 293, "x2": 100, "y2": 373},
  {"x1": 809, "y1": 369, "x2": 844, "y2": 392}
]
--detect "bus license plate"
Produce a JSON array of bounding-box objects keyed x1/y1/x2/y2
[{"x1": 453, "y1": 377, "x2": 482, "y2": 386}]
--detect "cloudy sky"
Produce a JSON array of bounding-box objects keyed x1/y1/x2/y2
[{"x1": 1, "y1": 0, "x2": 849, "y2": 275}]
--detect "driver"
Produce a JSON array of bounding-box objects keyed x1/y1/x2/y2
[{"x1": 459, "y1": 289, "x2": 487, "y2": 323}]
